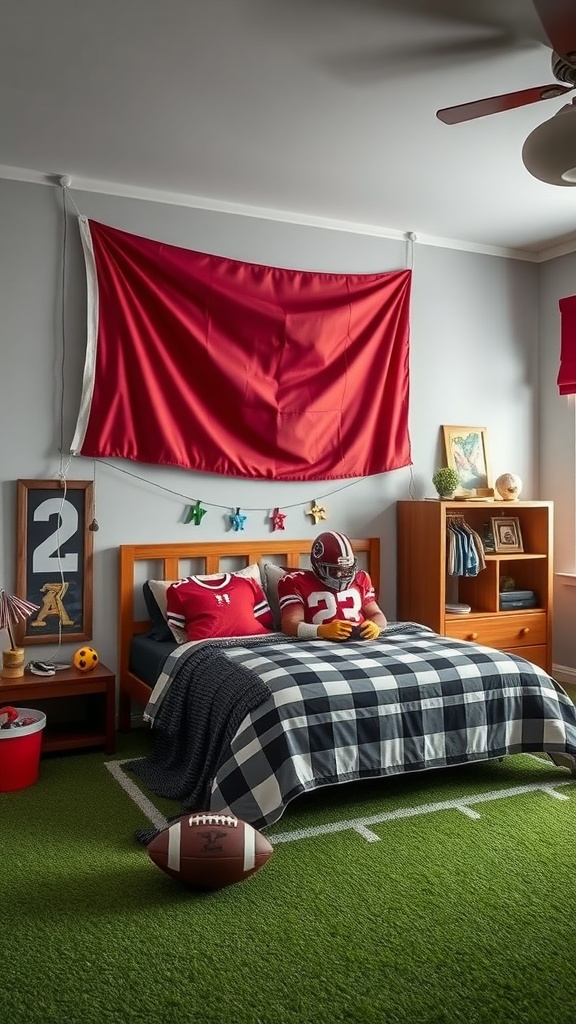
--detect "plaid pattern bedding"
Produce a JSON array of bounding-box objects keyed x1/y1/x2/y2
[{"x1": 136, "y1": 623, "x2": 576, "y2": 830}]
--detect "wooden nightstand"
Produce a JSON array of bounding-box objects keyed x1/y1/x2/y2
[{"x1": 0, "y1": 663, "x2": 116, "y2": 754}]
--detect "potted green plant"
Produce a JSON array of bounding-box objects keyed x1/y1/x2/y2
[{"x1": 432, "y1": 466, "x2": 460, "y2": 499}]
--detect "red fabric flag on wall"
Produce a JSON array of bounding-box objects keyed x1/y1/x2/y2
[
  {"x1": 71, "y1": 219, "x2": 412, "y2": 480},
  {"x1": 558, "y1": 295, "x2": 576, "y2": 396}
]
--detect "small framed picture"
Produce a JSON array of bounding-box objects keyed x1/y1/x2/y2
[
  {"x1": 442, "y1": 425, "x2": 492, "y2": 496},
  {"x1": 491, "y1": 516, "x2": 523, "y2": 554}
]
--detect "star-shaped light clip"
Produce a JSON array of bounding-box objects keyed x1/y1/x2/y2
[
  {"x1": 307, "y1": 500, "x2": 327, "y2": 525},
  {"x1": 271, "y1": 507, "x2": 286, "y2": 531},
  {"x1": 230, "y1": 507, "x2": 247, "y2": 532},
  {"x1": 184, "y1": 500, "x2": 208, "y2": 526}
]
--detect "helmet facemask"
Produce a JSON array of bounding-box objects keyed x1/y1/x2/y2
[{"x1": 315, "y1": 558, "x2": 357, "y2": 592}]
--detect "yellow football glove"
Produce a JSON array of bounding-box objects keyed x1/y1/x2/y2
[
  {"x1": 318, "y1": 620, "x2": 354, "y2": 642},
  {"x1": 359, "y1": 620, "x2": 381, "y2": 641}
]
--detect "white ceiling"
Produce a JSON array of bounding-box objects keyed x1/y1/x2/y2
[{"x1": 2, "y1": 0, "x2": 576, "y2": 258}]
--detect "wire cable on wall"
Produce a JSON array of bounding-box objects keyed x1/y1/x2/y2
[
  {"x1": 29, "y1": 178, "x2": 82, "y2": 670},
  {"x1": 92, "y1": 455, "x2": 369, "y2": 514}
]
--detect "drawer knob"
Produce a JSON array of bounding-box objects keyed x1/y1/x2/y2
[
  {"x1": 520, "y1": 627, "x2": 530, "y2": 636},
  {"x1": 468, "y1": 632, "x2": 478, "y2": 640}
]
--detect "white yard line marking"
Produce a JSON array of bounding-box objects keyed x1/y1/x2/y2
[
  {"x1": 106, "y1": 758, "x2": 575, "y2": 845},
  {"x1": 105, "y1": 758, "x2": 168, "y2": 832},
  {"x1": 354, "y1": 824, "x2": 381, "y2": 842},
  {"x1": 540, "y1": 785, "x2": 570, "y2": 801},
  {"x1": 268, "y1": 779, "x2": 575, "y2": 845},
  {"x1": 455, "y1": 803, "x2": 481, "y2": 819}
]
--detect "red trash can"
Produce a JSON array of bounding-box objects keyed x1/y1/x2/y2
[{"x1": 0, "y1": 708, "x2": 47, "y2": 792}]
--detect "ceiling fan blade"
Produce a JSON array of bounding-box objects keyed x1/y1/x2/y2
[
  {"x1": 532, "y1": 0, "x2": 576, "y2": 64},
  {"x1": 325, "y1": 33, "x2": 527, "y2": 82},
  {"x1": 437, "y1": 82, "x2": 573, "y2": 124}
]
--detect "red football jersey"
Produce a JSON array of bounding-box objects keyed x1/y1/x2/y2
[
  {"x1": 167, "y1": 574, "x2": 273, "y2": 641},
  {"x1": 277, "y1": 569, "x2": 376, "y2": 626}
]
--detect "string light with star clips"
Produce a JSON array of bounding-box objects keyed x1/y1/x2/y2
[
  {"x1": 89, "y1": 458, "x2": 370, "y2": 531},
  {"x1": 307, "y1": 500, "x2": 327, "y2": 525},
  {"x1": 184, "y1": 500, "x2": 208, "y2": 525},
  {"x1": 229, "y1": 507, "x2": 247, "y2": 531},
  {"x1": 270, "y1": 507, "x2": 287, "y2": 531}
]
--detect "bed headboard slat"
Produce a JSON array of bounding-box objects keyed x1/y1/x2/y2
[{"x1": 165, "y1": 557, "x2": 180, "y2": 579}]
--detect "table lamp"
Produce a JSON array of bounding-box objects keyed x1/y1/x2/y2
[{"x1": 0, "y1": 590, "x2": 40, "y2": 678}]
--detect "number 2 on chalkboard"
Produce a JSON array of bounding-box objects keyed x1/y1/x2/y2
[{"x1": 16, "y1": 479, "x2": 94, "y2": 645}]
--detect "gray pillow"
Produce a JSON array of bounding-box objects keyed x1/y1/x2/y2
[{"x1": 261, "y1": 562, "x2": 290, "y2": 630}]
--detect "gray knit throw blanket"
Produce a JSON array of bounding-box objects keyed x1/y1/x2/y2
[{"x1": 124, "y1": 635, "x2": 284, "y2": 844}]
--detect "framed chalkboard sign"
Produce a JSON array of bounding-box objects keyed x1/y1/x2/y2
[{"x1": 16, "y1": 480, "x2": 94, "y2": 645}]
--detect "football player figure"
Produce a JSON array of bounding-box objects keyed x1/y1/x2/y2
[{"x1": 278, "y1": 531, "x2": 387, "y2": 642}]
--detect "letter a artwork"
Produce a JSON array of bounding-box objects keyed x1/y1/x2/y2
[{"x1": 30, "y1": 582, "x2": 75, "y2": 628}]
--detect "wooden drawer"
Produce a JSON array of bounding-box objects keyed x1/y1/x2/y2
[
  {"x1": 445, "y1": 612, "x2": 546, "y2": 650},
  {"x1": 502, "y1": 645, "x2": 548, "y2": 671}
]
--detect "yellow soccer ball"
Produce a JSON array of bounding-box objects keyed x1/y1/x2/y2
[{"x1": 73, "y1": 646, "x2": 99, "y2": 672}]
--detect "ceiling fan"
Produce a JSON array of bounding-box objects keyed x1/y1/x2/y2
[{"x1": 436, "y1": 0, "x2": 576, "y2": 185}]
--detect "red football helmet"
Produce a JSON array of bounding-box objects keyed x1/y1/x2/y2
[{"x1": 310, "y1": 531, "x2": 357, "y2": 591}]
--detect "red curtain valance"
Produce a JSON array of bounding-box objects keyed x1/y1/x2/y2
[
  {"x1": 71, "y1": 219, "x2": 412, "y2": 480},
  {"x1": 558, "y1": 295, "x2": 576, "y2": 396}
]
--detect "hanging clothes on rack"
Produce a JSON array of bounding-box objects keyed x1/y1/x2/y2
[{"x1": 446, "y1": 515, "x2": 486, "y2": 577}]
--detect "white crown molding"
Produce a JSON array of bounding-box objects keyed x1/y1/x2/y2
[
  {"x1": 537, "y1": 238, "x2": 576, "y2": 262},
  {"x1": 0, "y1": 162, "x2": 544, "y2": 263}
]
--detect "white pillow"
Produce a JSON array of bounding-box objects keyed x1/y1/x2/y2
[
  {"x1": 148, "y1": 564, "x2": 263, "y2": 644},
  {"x1": 261, "y1": 562, "x2": 290, "y2": 630}
]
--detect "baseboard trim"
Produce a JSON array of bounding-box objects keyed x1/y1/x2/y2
[{"x1": 553, "y1": 664, "x2": 576, "y2": 688}]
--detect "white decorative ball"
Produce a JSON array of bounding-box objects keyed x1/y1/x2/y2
[{"x1": 495, "y1": 473, "x2": 523, "y2": 501}]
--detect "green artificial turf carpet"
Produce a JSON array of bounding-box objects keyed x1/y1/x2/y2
[{"x1": 2, "y1": 731, "x2": 576, "y2": 1024}]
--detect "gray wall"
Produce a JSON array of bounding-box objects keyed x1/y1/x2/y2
[{"x1": 0, "y1": 177, "x2": 545, "y2": 675}]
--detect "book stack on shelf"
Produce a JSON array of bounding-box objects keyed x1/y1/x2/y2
[
  {"x1": 445, "y1": 602, "x2": 472, "y2": 614},
  {"x1": 499, "y1": 589, "x2": 538, "y2": 610}
]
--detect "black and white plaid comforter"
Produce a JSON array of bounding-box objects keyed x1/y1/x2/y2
[{"x1": 135, "y1": 623, "x2": 576, "y2": 830}]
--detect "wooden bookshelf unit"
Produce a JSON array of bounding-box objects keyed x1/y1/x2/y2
[
  {"x1": 397, "y1": 500, "x2": 553, "y2": 673},
  {"x1": 0, "y1": 662, "x2": 116, "y2": 754}
]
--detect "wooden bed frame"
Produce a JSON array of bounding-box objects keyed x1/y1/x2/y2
[{"x1": 118, "y1": 537, "x2": 380, "y2": 731}]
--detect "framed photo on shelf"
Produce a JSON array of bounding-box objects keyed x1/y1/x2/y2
[
  {"x1": 16, "y1": 479, "x2": 94, "y2": 644},
  {"x1": 442, "y1": 425, "x2": 492, "y2": 496},
  {"x1": 491, "y1": 516, "x2": 523, "y2": 554}
]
